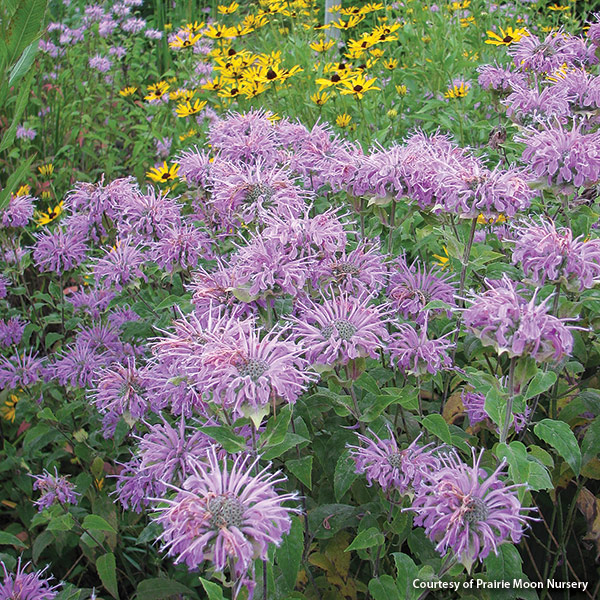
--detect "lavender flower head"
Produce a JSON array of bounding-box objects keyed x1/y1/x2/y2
[
  {"x1": 0, "y1": 559, "x2": 59, "y2": 599},
  {"x1": 0, "y1": 317, "x2": 26, "y2": 347},
  {"x1": 512, "y1": 219, "x2": 600, "y2": 291},
  {"x1": 88, "y1": 54, "x2": 112, "y2": 73},
  {"x1": 0, "y1": 274, "x2": 8, "y2": 299},
  {"x1": 33, "y1": 228, "x2": 88, "y2": 274},
  {"x1": 389, "y1": 320, "x2": 454, "y2": 376},
  {"x1": 93, "y1": 240, "x2": 147, "y2": 291},
  {"x1": 463, "y1": 276, "x2": 574, "y2": 362},
  {"x1": 291, "y1": 291, "x2": 390, "y2": 366},
  {"x1": 519, "y1": 121, "x2": 600, "y2": 190},
  {"x1": 411, "y1": 449, "x2": 535, "y2": 567},
  {"x1": 152, "y1": 448, "x2": 298, "y2": 583},
  {"x1": 348, "y1": 428, "x2": 440, "y2": 494},
  {"x1": 1, "y1": 193, "x2": 34, "y2": 228},
  {"x1": 0, "y1": 350, "x2": 43, "y2": 390},
  {"x1": 388, "y1": 256, "x2": 456, "y2": 324},
  {"x1": 115, "y1": 417, "x2": 214, "y2": 512},
  {"x1": 32, "y1": 468, "x2": 80, "y2": 511}
]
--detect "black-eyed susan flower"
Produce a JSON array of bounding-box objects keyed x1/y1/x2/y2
[
  {"x1": 36, "y1": 201, "x2": 64, "y2": 226},
  {"x1": 548, "y1": 3, "x2": 570, "y2": 10},
  {"x1": 169, "y1": 32, "x2": 202, "y2": 49},
  {"x1": 1, "y1": 394, "x2": 18, "y2": 422},
  {"x1": 179, "y1": 128, "x2": 198, "y2": 142},
  {"x1": 331, "y1": 14, "x2": 365, "y2": 30},
  {"x1": 119, "y1": 86, "x2": 137, "y2": 97},
  {"x1": 145, "y1": 81, "x2": 170, "y2": 102},
  {"x1": 444, "y1": 80, "x2": 470, "y2": 99},
  {"x1": 485, "y1": 26, "x2": 528, "y2": 46},
  {"x1": 383, "y1": 57, "x2": 398, "y2": 70},
  {"x1": 204, "y1": 24, "x2": 237, "y2": 39},
  {"x1": 15, "y1": 184, "x2": 31, "y2": 196},
  {"x1": 395, "y1": 84, "x2": 408, "y2": 96},
  {"x1": 433, "y1": 246, "x2": 450, "y2": 270},
  {"x1": 310, "y1": 90, "x2": 331, "y2": 105},
  {"x1": 38, "y1": 163, "x2": 54, "y2": 177},
  {"x1": 182, "y1": 21, "x2": 205, "y2": 34},
  {"x1": 147, "y1": 162, "x2": 180, "y2": 183},
  {"x1": 218, "y1": 1, "x2": 239, "y2": 14},
  {"x1": 310, "y1": 38, "x2": 336, "y2": 52},
  {"x1": 340, "y1": 73, "x2": 380, "y2": 99},
  {"x1": 176, "y1": 99, "x2": 207, "y2": 118},
  {"x1": 336, "y1": 113, "x2": 352, "y2": 127}
]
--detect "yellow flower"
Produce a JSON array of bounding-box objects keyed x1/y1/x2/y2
[
  {"x1": 310, "y1": 38, "x2": 336, "y2": 52},
  {"x1": 94, "y1": 478, "x2": 105, "y2": 491},
  {"x1": 548, "y1": 3, "x2": 570, "y2": 10},
  {"x1": 38, "y1": 163, "x2": 54, "y2": 177},
  {"x1": 119, "y1": 86, "x2": 137, "y2": 97},
  {"x1": 218, "y1": 85, "x2": 242, "y2": 98},
  {"x1": 267, "y1": 112, "x2": 280, "y2": 123},
  {"x1": 201, "y1": 77, "x2": 224, "y2": 92},
  {"x1": 395, "y1": 84, "x2": 408, "y2": 96},
  {"x1": 336, "y1": 113, "x2": 352, "y2": 127},
  {"x1": 176, "y1": 98, "x2": 207, "y2": 117},
  {"x1": 449, "y1": 0, "x2": 470, "y2": 10},
  {"x1": 444, "y1": 81, "x2": 470, "y2": 99},
  {"x1": 460, "y1": 16, "x2": 475, "y2": 27},
  {"x1": 477, "y1": 214, "x2": 506, "y2": 225},
  {"x1": 383, "y1": 57, "x2": 398, "y2": 70},
  {"x1": 369, "y1": 48, "x2": 385, "y2": 58},
  {"x1": 147, "y1": 162, "x2": 180, "y2": 183},
  {"x1": 182, "y1": 21, "x2": 205, "y2": 34},
  {"x1": 179, "y1": 128, "x2": 198, "y2": 141},
  {"x1": 310, "y1": 90, "x2": 331, "y2": 105},
  {"x1": 485, "y1": 26, "x2": 528, "y2": 46},
  {"x1": 433, "y1": 246, "x2": 450, "y2": 270},
  {"x1": 315, "y1": 70, "x2": 352, "y2": 90},
  {"x1": 169, "y1": 88, "x2": 196, "y2": 101},
  {"x1": 340, "y1": 73, "x2": 380, "y2": 99},
  {"x1": 387, "y1": 108, "x2": 398, "y2": 118},
  {"x1": 204, "y1": 24, "x2": 237, "y2": 39},
  {"x1": 1, "y1": 394, "x2": 18, "y2": 422},
  {"x1": 218, "y1": 1, "x2": 239, "y2": 14},
  {"x1": 36, "y1": 201, "x2": 64, "y2": 226},
  {"x1": 145, "y1": 81, "x2": 170, "y2": 102},
  {"x1": 164, "y1": 23, "x2": 172, "y2": 31},
  {"x1": 331, "y1": 14, "x2": 366, "y2": 30},
  {"x1": 14, "y1": 184, "x2": 31, "y2": 197},
  {"x1": 169, "y1": 32, "x2": 202, "y2": 49}
]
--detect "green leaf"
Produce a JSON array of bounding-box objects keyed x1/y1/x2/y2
[
  {"x1": 47, "y1": 513, "x2": 75, "y2": 532},
  {"x1": 484, "y1": 387, "x2": 504, "y2": 429},
  {"x1": 354, "y1": 372, "x2": 380, "y2": 395},
  {"x1": 260, "y1": 404, "x2": 292, "y2": 447},
  {"x1": 360, "y1": 395, "x2": 397, "y2": 422},
  {"x1": 96, "y1": 552, "x2": 119, "y2": 599},
  {"x1": 524, "y1": 371, "x2": 557, "y2": 400},
  {"x1": 421, "y1": 414, "x2": 452, "y2": 445},
  {"x1": 275, "y1": 515, "x2": 303, "y2": 591},
  {"x1": 344, "y1": 527, "x2": 384, "y2": 552},
  {"x1": 286, "y1": 456, "x2": 313, "y2": 490},
  {"x1": 534, "y1": 419, "x2": 581, "y2": 476},
  {"x1": 262, "y1": 433, "x2": 308, "y2": 461},
  {"x1": 136, "y1": 578, "x2": 196, "y2": 600},
  {"x1": 198, "y1": 426, "x2": 247, "y2": 453},
  {"x1": 334, "y1": 450, "x2": 358, "y2": 502},
  {"x1": 32, "y1": 530, "x2": 53, "y2": 562},
  {"x1": 8, "y1": 40, "x2": 38, "y2": 85},
  {"x1": 83, "y1": 515, "x2": 117, "y2": 534},
  {"x1": 582, "y1": 417, "x2": 600, "y2": 464},
  {"x1": 485, "y1": 543, "x2": 522, "y2": 580},
  {"x1": 0, "y1": 531, "x2": 26, "y2": 547},
  {"x1": 392, "y1": 553, "x2": 418, "y2": 600},
  {"x1": 368, "y1": 576, "x2": 401, "y2": 600},
  {"x1": 0, "y1": 154, "x2": 34, "y2": 210},
  {"x1": 199, "y1": 578, "x2": 225, "y2": 600},
  {"x1": 5, "y1": 0, "x2": 46, "y2": 68}
]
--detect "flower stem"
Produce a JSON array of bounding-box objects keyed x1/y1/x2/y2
[{"x1": 500, "y1": 356, "x2": 517, "y2": 444}]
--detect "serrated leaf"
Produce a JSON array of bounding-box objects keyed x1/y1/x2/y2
[
  {"x1": 275, "y1": 515, "x2": 303, "y2": 591},
  {"x1": 354, "y1": 372, "x2": 380, "y2": 395},
  {"x1": 198, "y1": 426, "x2": 247, "y2": 453},
  {"x1": 96, "y1": 552, "x2": 119, "y2": 599},
  {"x1": 199, "y1": 578, "x2": 225, "y2": 600},
  {"x1": 83, "y1": 515, "x2": 117, "y2": 534},
  {"x1": 421, "y1": 414, "x2": 452, "y2": 445},
  {"x1": 392, "y1": 553, "x2": 418, "y2": 600},
  {"x1": 525, "y1": 371, "x2": 557, "y2": 400},
  {"x1": 260, "y1": 404, "x2": 292, "y2": 448},
  {"x1": 5, "y1": 0, "x2": 46, "y2": 67},
  {"x1": 286, "y1": 456, "x2": 313, "y2": 490},
  {"x1": 334, "y1": 450, "x2": 358, "y2": 502},
  {"x1": 534, "y1": 419, "x2": 581, "y2": 476},
  {"x1": 368, "y1": 575, "x2": 401, "y2": 600},
  {"x1": 344, "y1": 527, "x2": 384, "y2": 552},
  {"x1": 136, "y1": 578, "x2": 196, "y2": 600},
  {"x1": 0, "y1": 531, "x2": 26, "y2": 547}
]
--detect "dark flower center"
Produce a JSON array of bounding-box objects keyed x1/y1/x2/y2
[
  {"x1": 331, "y1": 73, "x2": 341, "y2": 83},
  {"x1": 463, "y1": 496, "x2": 489, "y2": 524},
  {"x1": 353, "y1": 84, "x2": 364, "y2": 93},
  {"x1": 388, "y1": 452, "x2": 403, "y2": 468},
  {"x1": 266, "y1": 68, "x2": 277, "y2": 80},
  {"x1": 332, "y1": 261, "x2": 360, "y2": 277},
  {"x1": 246, "y1": 183, "x2": 274, "y2": 203},
  {"x1": 238, "y1": 358, "x2": 269, "y2": 381},
  {"x1": 322, "y1": 319, "x2": 357, "y2": 341},
  {"x1": 503, "y1": 35, "x2": 513, "y2": 43},
  {"x1": 208, "y1": 494, "x2": 245, "y2": 529}
]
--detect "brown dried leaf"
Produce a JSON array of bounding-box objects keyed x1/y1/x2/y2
[{"x1": 576, "y1": 487, "x2": 600, "y2": 560}]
